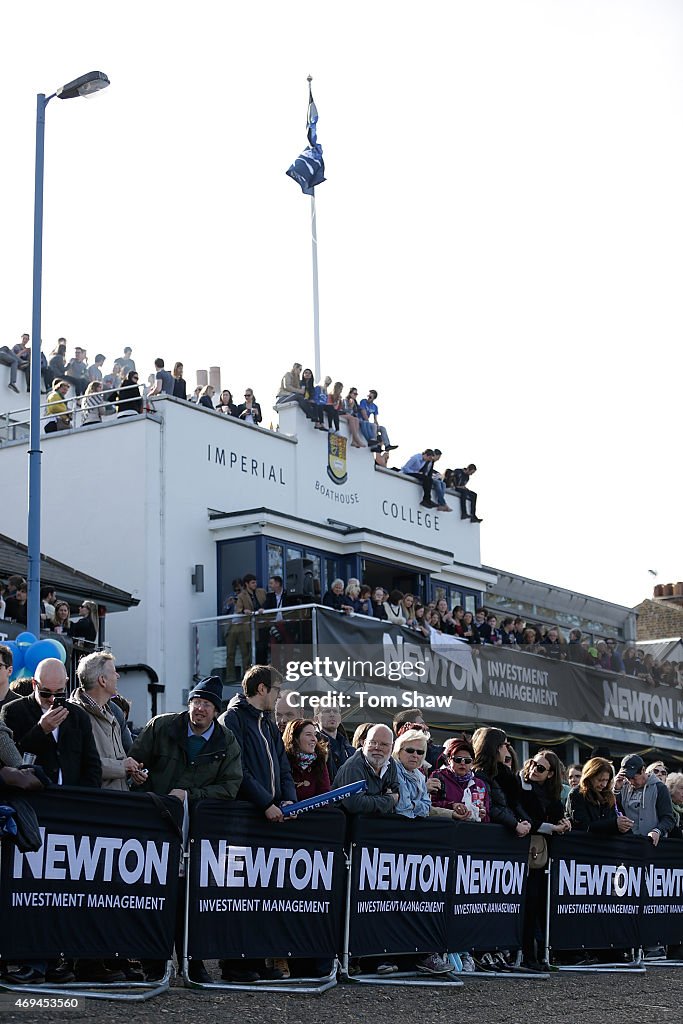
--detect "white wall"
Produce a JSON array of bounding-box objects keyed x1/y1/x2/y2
[{"x1": 1, "y1": 397, "x2": 484, "y2": 716}]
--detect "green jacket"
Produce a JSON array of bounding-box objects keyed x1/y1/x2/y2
[{"x1": 129, "y1": 711, "x2": 242, "y2": 804}]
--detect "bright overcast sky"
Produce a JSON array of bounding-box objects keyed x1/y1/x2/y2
[{"x1": 1, "y1": 1, "x2": 681, "y2": 610}]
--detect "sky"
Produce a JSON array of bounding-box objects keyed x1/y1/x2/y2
[{"x1": 1, "y1": 0, "x2": 681, "y2": 610}]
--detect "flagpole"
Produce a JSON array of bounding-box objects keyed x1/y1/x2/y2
[
  {"x1": 308, "y1": 75, "x2": 321, "y2": 383},
  {"x1": 310, "y1": 189, "x2": 321, "y2": 383}
]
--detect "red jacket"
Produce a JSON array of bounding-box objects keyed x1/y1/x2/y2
[{"x1": 288, "y1": 758, "x2": 331, "y2": 799}]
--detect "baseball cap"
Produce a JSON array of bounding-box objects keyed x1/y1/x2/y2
[{"x1": 620, "y1": 754, "x2": 644, "y2": 778}]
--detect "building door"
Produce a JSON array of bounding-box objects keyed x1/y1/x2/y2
[{"x1": 360, "y1": 558, "x2": 423, "y2": 598}]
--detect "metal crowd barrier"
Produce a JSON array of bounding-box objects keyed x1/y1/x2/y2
[{"x1": 4, "y1": 794, "x2": 683, "y2": 1002}]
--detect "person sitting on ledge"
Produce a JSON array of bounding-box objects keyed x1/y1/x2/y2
[
  {"x1": 400, "y1": 449, "x2": 452, "y2": 511},
  {"x1": 448, "y1": 464, "x2": 482, "y2": 523}
]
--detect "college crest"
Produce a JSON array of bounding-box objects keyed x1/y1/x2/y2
[{"x1": 326, "y1": 432, "x2": 348, "y2": 485}]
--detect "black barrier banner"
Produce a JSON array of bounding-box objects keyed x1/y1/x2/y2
[
  {"x1": 187, "y1": 801, "x2": 346, "y2": 959},
  {"x1": 0, "y1": 787, "x2": 182, "y2": 960},
  {"x1": 448, "y1": 822, "x2": 529, "y2": 952},
  {"x1": 348, "y1": 816, "x2": 450, "y2": 957},
  {"x1": 549, "y1": 833, "x2": 645, "y2": 951},
  {"x1": 310, "y1": 610, "x2": 683, "y2": 737},
  {"x1": 639, "y1": 840, "x2": 683, "y2": 948}
]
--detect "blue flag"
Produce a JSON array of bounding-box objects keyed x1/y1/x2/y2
[{"x1": 286, "y1": 83, "x2": 326, "y2": 195}]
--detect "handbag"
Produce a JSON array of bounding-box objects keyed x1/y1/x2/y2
[{"x1": 528, "y1": 834, "x2": 548, "y2": 870}]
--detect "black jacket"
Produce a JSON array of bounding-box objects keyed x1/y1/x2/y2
[
  {"x1": 262, "y1": 591, "x2": 300, "y2": 611},
  {"x1": 323, "y1": 590, "x2": 353, "y2": 612},
  {"x1": 235, "y1": 401, "x2": 262, "y2": 424},
  {"x1": 219, "y1": 694, "x2": 296, "y2": 809},
  {"x1": 518, "y1": 775, "x2": 565, "y2": 833},
  {"x1": 475, "y1": 763, "x2": 526, "y2": 832},
  {"x1": 334, "y1": 749, "x2": 398, "y2": 815},
  {"x1": 566, "y1": 788, "x2": 619, "y2": 836},
  {"x1": 114, "y1": 379, "x2": 143, "y2": 414},
  {"x1": 69, "y1": 617, "x2": 97, "y2": 643},
  {"x1": 0, "y1": 694, "x2": 101, "y2": 787},
  {"x1": 320, "y1": 729, "x2": 355, "y2": 783}
]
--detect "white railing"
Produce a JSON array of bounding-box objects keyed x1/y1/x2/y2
[{"x1": 0, "y1": 383, "x2": 151, "y2": 445}]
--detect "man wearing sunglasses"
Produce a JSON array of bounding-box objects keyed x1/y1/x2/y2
[{"x1": 0, "y1": 658, "x2": 101, "y2": 788}]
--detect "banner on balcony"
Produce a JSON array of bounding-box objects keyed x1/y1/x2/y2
[
  {"x1": 306, "y1": 610, "x2": 683, "y2": 737},
  {"x1": 1, "y1": 788, "x2": 182, "y2": 960},
  {"x1": 186, "y1": 801, "x2": 347, "y2": 959}
]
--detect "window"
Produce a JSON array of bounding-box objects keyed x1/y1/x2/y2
[
  {"x1": 324, "y1": 558, "x2": 339, "y2": 594},
  {"x1": 304, "y1": 551, "x2": 321, "y2": 601},
  {"x1": 216, "y1": 538, "x2": 258, "y2": 615},
  {"x1": 267, "y1": 543, "x2": 284, "y2": 580}
]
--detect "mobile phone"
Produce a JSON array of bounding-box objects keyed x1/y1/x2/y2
[{"x1": 52, "y1": 696, "x2": 68, "y2": 709}]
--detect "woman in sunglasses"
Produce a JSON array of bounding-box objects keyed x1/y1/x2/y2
[
  {"x1": 389, "y1": 729, "x2": 453, "y2": 975},
  {"x1": 519, "y1": 750, "x2": 571, "y2": 970},
  {"x1": 429, "y1": 736, "x2": 489, "y2": 821},
  {"x1": 519, "y1": 750, "x2": 571, "y2": 835},
  {"x1": 472, "y1": 727, "x2": 530, "y2": 837}
]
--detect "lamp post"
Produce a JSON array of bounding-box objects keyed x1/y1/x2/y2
[{"x1": 27, "y1": 71, "x2": 110, "y2": 638}]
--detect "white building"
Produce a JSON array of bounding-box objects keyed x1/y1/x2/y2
[{"x1": 0, "y1": 392, "x2": 494, "y2": 717}]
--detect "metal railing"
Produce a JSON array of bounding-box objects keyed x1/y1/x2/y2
[
  {"x1": 191, "y1": 604, "x2": 319, "y2": 693},
  {"x1": 0, "y1": 383, "x2": 151, "y2": 445}
]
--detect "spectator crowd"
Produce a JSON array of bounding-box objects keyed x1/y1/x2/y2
[
  {"x1": 1, "y1": 650, "x2": 681, "y2": 984},
  {"x1": 0, "y1": 575, "x2": 99, "y2": 644},
  {"x1": 218, "y1": 571, "x2": 683, "y2": 690},
  {"x1": 3, "y1": 343, "x2": 487, "y2": 520}
]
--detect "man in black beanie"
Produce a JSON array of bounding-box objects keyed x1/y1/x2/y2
[
  {"x1": 130, "y1": 676, "x2": 242, "y2": 984},
  {"x1": 130, "y1": 676, "x2": 242, "y2": 805}
]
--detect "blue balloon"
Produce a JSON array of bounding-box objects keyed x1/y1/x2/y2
[
  {"x1": 15, "y1": 632, "x2": 38, "y2": 647},
  {"x1": 3, "y1": 641, "x2": 24, "y2": 673},
  {"x1": 24, "y1": 639, "x2": 65, "y2": 676},
  {"x1": 49, "y1": 639, "x2": 68, "y2": 664}
]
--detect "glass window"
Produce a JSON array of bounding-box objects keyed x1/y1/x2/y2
[
  {"x1": 267, "y1": 543, "x2": 284, "y2": 579},
  {"x1": 217, "y1": 538, "x2": 258, "y2": 614},
  {"x1": 324, "y1": 558, "x2": 338, "y2": 594},
  {"x1": 465, "y1": 594, "x2": 477, "y2": 615},
  {"x1": 304, "y1": 551, "x2": 321, "y2": 601},
  {"x1": 450, "y1": 590, "x2": 463, "y2": 610},
  {"x1": 433, "y1": 585, "x2": 447, "y2": 603}
]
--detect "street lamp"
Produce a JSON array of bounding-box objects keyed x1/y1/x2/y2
[{"x1": 27, "y1": 71, "x2": 110, "y2": 637}]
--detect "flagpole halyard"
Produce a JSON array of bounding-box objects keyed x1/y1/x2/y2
[
  {"x1": 308, "y1": 75, "x2": 321, "y2": 382},
  {"x1": 311, "y1": 190, "x2": 321, "y2": 383},
  {"x1": 287, "y1": 73, "x2": 325, "y2": 385}
]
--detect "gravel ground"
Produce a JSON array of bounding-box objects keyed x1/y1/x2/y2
[{"x1": 2, "y1": 967, "x2": 683, "y2": 1024}]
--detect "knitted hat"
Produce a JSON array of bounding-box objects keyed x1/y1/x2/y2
[{"x1": 188, "y1": 676, "x2": 224, "y2": 712}]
